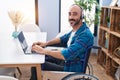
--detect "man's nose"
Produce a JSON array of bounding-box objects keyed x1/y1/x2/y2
[{"x1": 69, "y1": 15, "x2": 74, "y2": 19}]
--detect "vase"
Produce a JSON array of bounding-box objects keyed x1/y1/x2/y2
[
  {"x1": 12, "y1": 25, "x2": 19, "y2": 38},
  {"x1": 107, "y1": 22, "x2": 110, "y2": 28},
  {"x1": 105, "y1": 39, "x2": 109, "y2": 49}
]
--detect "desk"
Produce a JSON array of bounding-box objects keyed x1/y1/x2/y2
[{"x1": 0, "y1": 32, "x2": 46, "y2": 80}]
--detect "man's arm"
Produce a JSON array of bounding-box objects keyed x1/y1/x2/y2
[
  {"x1": 32, "y1": 45, "x2": 65, "y2": 60},
  {"x1": 32, "y1": 37, "x2": 61, "y2": 47},
  {"x1": 45, "y1": 50, "x2": 65, "y2": 60},
  {"x1": 46, "y1": 38, "x2": 61, "y2": 46}
]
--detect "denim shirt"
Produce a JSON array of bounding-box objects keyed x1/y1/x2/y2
[{"x1": 60, "y1": 22, "x2": 94, "y2": 72}]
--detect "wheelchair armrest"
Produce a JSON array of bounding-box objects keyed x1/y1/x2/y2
[{"x1": 92, "y1": 46, "x2": 101, "y2": 49}]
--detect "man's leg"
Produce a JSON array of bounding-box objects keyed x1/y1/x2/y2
[
  {"x1": 30, "y1": 61, "x2": 64, "y2": 80},
  {"x1": 30, "y1": 67, "x2": 37, "y2": 80},
  {"x1": 42, "y1": 61, "x2": 64, "y2": 71},
  {"x1": 45, "y1": 55, "x2": 65, "y2": 66}
]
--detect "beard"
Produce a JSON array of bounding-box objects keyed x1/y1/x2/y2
[{"x1": 69, "y1": 18, "x2": 81, "y2": 26}]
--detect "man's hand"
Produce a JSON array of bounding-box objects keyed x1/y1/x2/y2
[
  {"x1": 32, "y1": 42, "x2": 47, "y2": 47},
  {"x1": 32, "y1": 45, "x2": 45, "y2": 54}
]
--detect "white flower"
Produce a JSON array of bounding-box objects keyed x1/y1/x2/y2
[{"x1": 8, "y1": 10, "x2": 24, "y2": 31}]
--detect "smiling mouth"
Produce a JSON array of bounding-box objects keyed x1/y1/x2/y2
[
  {"x1": 69, "y1": 21, "x2": 75, "y2": 26},
  {"x1": 69, "y1": 20, "x2": 75, "y2": 23}
]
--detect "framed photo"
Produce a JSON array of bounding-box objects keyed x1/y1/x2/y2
[{"x1": 110, "y1": 0, "x2": 118, "y2": 6}]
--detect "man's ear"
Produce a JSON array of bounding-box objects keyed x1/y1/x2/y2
[{"x1": 80, "y1": 14, "x2": 84, "y2": 20}]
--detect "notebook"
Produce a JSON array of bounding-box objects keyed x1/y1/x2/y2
[{"x1": 17, "y1": 31, "x2": 38, "y2": 54}]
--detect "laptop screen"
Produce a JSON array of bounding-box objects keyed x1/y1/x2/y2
[{"x1": 18, "y1": 31, "x2": 28, "y2": 53}]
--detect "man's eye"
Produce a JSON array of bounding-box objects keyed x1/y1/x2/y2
[
  {"x1": 69, "y1": 12, "x2": 71, "y2": 16},
  {"x1": 73, "y1": 13, "x2": 77, "y2": 16},
  {"x1": 68, "y1": 12, "x2": 77, "y2": 16}
]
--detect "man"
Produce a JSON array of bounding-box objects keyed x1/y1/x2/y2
[{"x1": 31, "y1": 4, "x2": 94, "y2": 80}]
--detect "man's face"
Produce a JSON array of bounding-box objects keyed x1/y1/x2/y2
[{"x1": 68, "y1": 5, "x2": 82, "y2": 27}]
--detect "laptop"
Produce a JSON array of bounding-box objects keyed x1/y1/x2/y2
[
  {"x1": 18, "y1": 31, "x2": 65, "y2": 54},
  {"x1": 17, "y1": 31, "x2": 38, "y2": 54}
]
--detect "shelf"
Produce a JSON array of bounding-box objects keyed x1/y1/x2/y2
[
  {"x1": 112, "y1": 7, "x2": 120, "y2": 10},
  {"x1": 110, "y1": 31, "x2": 120, "y2": 38},
  {"x1": 97, "y1": 49, "x2": 107, "y2": 68},
  {"x1": 98, "y1": 29, "x2": 109, "y2": 49},
  {"x1": 100, "y1": 26, "x2": 110, "y2": 33},
  {"x1": 102, "y1": 48, "x2": 109, "y2": 56},
  {"x1": 102, "y1": 47, "x2": 120, "y2": 65},
  {"x1": 102, "y1": 6, "x2": 120, "y2": 10},
  {"x1": 111, "y1": 55, "x2": 120, "y2": 65},
  {"x1": 98, "y1": 6, "x2": 120, "y2": 79}
]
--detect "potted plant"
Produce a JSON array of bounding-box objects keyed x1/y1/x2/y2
[
  {"x1": 106, "y1": 17, "x2": 110, "y2": 28},
  {"x1": 74, "y1": 0, "x2": 101, "y2": 27}
]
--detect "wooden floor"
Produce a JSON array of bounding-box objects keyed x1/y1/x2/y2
[{"x1": 16, "y1": 53, "x2": 114, "y2": 80}]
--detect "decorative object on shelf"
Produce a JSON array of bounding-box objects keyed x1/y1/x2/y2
[
  {"x1": 113, "y1": 46, "x2": 120, "y2": 58},
  {"x1": 107, "y1": 8, "x2": 111, "y2": 28},
  {"x1": 115, "y1": 66, "x2": 120, "y2": 80},
  {"x1": 105, "y1": 32, "x2": 109, "y2": 49},
  {"x1": 117, "y1": 0, "x2": 120, "y2": 7},
  {"x1": 106, "y1": 17, "x2": 110, "y2": 28},
  {"x1": 110, "y1": 0, "x2": 118, "y2": 6},
  {"x1": 8, "y1": 10, "x2": 24, "y2": 38}
]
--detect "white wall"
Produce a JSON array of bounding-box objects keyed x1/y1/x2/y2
[
  {"x1": 61, "y1": 0, "x2": 74, "y2": 32},
  {"x1": 0, "y1": 0, "x2": 35, "y2": 33},
  {"x1": 38, "y1": 0, "x2": 60, "y2": 41}
]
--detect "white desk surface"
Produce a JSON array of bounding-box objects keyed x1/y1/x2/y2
[{"x1": 0, "y1": 32, "x2": 46, "y2": 65}]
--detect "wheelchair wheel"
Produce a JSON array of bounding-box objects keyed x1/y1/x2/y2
[
  {"x1": 62, "y1": 73, "x2": 99, "y2": 80},
  {"x1": 86, "y1": 62, "x2": 93, "y2": 75}
]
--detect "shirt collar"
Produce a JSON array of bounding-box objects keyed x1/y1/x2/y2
[{"x1": 75, "y1": 22, "x2": 87, "y2": 36}]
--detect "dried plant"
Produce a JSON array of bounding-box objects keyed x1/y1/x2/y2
[{"x1": 8, "y1": 10, "x2": 24, "y2": 31}]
